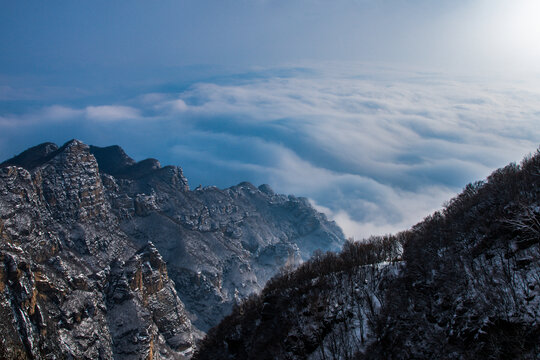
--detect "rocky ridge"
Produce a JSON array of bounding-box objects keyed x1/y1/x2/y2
[{"x1": 0, "y1": 139, "x2": 345, "y2": 359}]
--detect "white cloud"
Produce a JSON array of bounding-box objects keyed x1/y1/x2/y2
[
  {"x1": 164, "y1": 99, "x2": 189, "y2": 112},
  {"x1": 160, "y1": 66, "x2": 539, "y2": 238},
  {"x1": 0, "y1": 104, "x2": 143, "y2": 128},
  {"x1": 85, "y1": 105, "x2": 140, "y2": 121},
  {"x1": 0, "y1": 105, "x2": 84, "y2": 128},
  {"x1": 2, "y1": 65, "x2": 539, "y2": 239},
  {"x1": 171, "y1": 132, "x2": 461, "y2": 239}
]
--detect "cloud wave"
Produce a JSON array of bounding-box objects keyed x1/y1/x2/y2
[{"x1": 1, "y1": 65, "x2": 539, "y2": 239}]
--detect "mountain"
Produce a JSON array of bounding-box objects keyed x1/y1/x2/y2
[
  {"x1": 194, "y1": 150, "x2": 540, "y2": 359},
  {"x1": 0, "y1": 139, "x2": 345, "y2": 359}
]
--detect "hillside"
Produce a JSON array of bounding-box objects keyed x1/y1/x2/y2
[
  {"x1": 194, "y1": 150, "x2": 540, "y2": 359},
  {"x1": 0, "y1": 139, "x2": 344, "y2": 359}
]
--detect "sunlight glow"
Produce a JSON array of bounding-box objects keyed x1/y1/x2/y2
[{"x1": 495, "y1": 0, "x2": 540, "y2": 62}]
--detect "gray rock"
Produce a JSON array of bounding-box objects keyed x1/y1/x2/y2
[{"x1": 0, "y1": 139, "x2": 345, "y2": 358}]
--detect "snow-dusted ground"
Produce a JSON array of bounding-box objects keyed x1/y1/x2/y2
[{"x1": 308, "y1": 262, "x2": 403, "y2": 360}]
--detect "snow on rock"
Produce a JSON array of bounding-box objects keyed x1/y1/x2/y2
[{"x1": 0, "y1": 139, "x2": 345, "y2": 358}]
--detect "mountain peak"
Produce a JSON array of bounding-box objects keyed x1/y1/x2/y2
[
  {"x1": 63, "y1": 138, "x2": 85, "y2": 147},
  {"x1": 89, "y1": 144, "x2": 136, "y2": 175},
  {"x1": 0, "y1": 139, "x2": 91, "y2": 171},
  {"x1": 0, "y1": 142, "x2": 59, "y2": 170}
]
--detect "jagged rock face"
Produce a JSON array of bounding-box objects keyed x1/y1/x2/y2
[
  {"x1": 0, "y1": 139, "x2": 345, "y2": 358},
  {"x1": 109, "y1": 179, "x2": 343, "y2": 331},
  {"x1": 88, "y1": 144, "x2": 344, "y2": 332},
  {"x1": 107, "y1": 243, "x2": 195, "y2": 359},
  {"x1": 0, "y1": 140, "x2": 197, "y2": 359}
]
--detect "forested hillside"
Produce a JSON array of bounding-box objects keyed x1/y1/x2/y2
[{"x1": 195, "y1": 150, "x2": 540, "y2": 359}]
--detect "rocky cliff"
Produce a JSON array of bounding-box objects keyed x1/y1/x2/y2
[{"x1": 0, "y1": 139, "x2": 345, "y2": 359}]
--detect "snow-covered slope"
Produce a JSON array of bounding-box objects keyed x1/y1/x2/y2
[{"x1": 195, "y1": 150, "x2": 540, "y2": 359}]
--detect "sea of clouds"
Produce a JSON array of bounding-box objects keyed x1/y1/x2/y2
[{"x1": 1, "y1": 64, "x2": 539, "y2": 239}]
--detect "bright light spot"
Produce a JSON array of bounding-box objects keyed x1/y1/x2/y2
[
  {"x1": 502, "y1": 1, "x2": 540, "y2": 46},
  {"x1": 493, "y1": 0, "x2": 540, "y2": 65},
  {"x1": 454, "y1": 0, "x2": 540, "y2": 73}
]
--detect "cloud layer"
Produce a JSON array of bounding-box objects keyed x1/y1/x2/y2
[{"x1": 1, "y1": 65, "x2": 538, "y2": 239}]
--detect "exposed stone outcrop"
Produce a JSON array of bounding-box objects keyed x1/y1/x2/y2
[
  {"x1": 107, "y1": 242, "x2": 196, "y2": 359},
  {"x1": 0, "y1": 139, "x2": 345, "y2": 358}
]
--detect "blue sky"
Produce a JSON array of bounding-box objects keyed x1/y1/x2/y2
[{"x1": 1, "y1": 0, "x2": 539, "y2": 238}]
